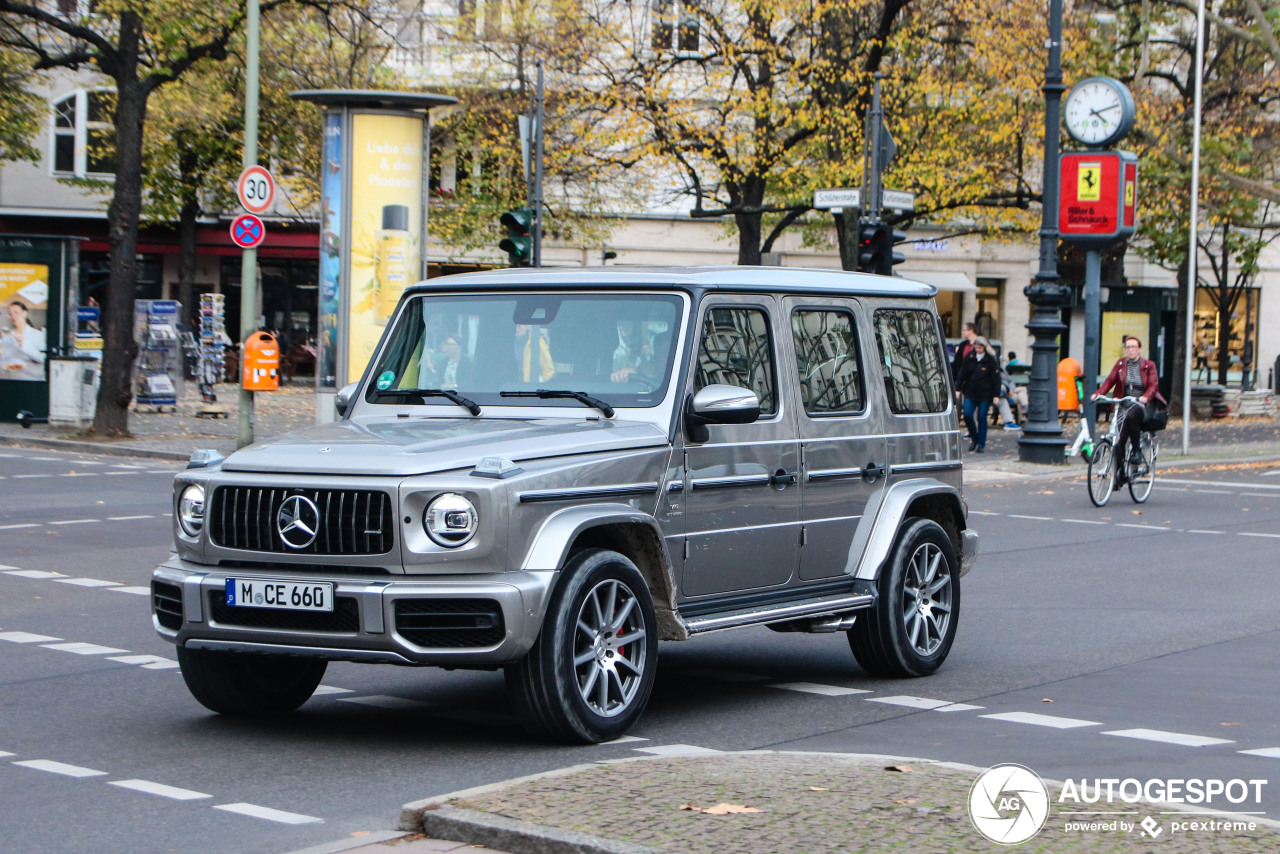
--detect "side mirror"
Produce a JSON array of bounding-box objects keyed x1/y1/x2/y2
[
  {"x1": 335, "y1": 381, "x2": 360, "y2": 417},
  {"x1": 685, "y1": 384, "x2": 760, "y2": 443}
]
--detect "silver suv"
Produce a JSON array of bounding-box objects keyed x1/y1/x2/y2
[{"x1": 154, "y1": 267, "x2": 978, "y2": 743}]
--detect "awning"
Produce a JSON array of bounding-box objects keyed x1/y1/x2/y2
[{"x1": 906, "y1": 270, "x2": 977, "y2": 293}]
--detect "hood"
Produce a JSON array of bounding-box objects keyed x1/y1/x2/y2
[{"x1": 221, "y1": 416, "x2": 670, "y2": 476}]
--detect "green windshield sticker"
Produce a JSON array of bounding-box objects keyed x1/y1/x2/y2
[{"x1": 376, "y1": 371, "x2": 395, "y2": 390}]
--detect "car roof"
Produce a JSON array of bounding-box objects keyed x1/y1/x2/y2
[{"x1": 405, "y1": 266, "x2": 937, "y2": 298}]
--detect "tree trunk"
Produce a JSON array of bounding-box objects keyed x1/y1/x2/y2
[
  {"x1": 92, "y1": 19, "x2": 147, "y2": 436},
  {"x1": 735, "y1": 211, "x2": 762, "y2": 266},
  {"x1": 177, "y1": 193, "x2": 199, "y2": 329}
]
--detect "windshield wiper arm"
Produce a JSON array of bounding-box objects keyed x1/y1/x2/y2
[
  {"x1": 372, "y1": 387, "x2": 481, "y2": 416},
  {"x1": 501, "y1": 389, "x2": 615, "y2": 418}
]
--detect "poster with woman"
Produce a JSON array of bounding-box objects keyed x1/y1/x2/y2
[{"x1": 0, "y1": 263, "x2": 49, "y2": 381}]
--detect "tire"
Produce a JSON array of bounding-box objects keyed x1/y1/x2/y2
[
  {"x1": 848, "y1": 518, "x2": 960, "y2": 678},
  {"x1": 176, "y1": 646, "x2": 326, "y2": 716},
  {"x1": 1128, "y1": 433, "x2": 1156, "y2": 504},
  {"x1": 506, "y1": 549, "x2": 659, "y2": 743},
  {"x1": 1087, "y1": 438, "x2": 1115, "y2": 507}
]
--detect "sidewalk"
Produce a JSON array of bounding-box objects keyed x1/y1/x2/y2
[{"x1": 4, "y1": 384, "x2": 1279, "y2": 476}]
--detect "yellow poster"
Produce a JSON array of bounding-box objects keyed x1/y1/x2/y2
[
  {"x1": 1077, "y1": 163, "x2": 1102, "y2": 201},
  {"x1": 347, "y1": 113, "x2": 423, "y2": 384},
  {"x1": 1101, "y1": 312, "x2": 1149, "y2": 370},
  {"x1": 0, "y1": 263, "x2": 50, "y2": 381}
]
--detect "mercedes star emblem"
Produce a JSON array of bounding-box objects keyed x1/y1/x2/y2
[{"x1": 277, "y1": 494, "x2": 320, "y2": 549}]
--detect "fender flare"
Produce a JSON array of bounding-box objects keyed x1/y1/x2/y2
[{"x1": 851, "y1": 478, "x2": 967, "y2": 581}]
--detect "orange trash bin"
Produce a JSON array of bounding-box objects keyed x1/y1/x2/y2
[
  {"x1": 1057, "y1": 357, "x2": 1082, "y2": 411},
  {"x1": 242, "y1": 331, "x2": 280, "y2": 391}
]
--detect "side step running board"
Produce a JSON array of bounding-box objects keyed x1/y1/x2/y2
[{"x1": 684, "y1": 593, "x2": 874, "y2": 635}]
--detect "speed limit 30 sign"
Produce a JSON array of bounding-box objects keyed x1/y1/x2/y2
[{"x1": 237, "y1": 165, "x2": 275, "y2": 214}]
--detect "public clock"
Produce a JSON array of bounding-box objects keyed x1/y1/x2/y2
[{"x1": 1064, "y1": 76, "x2": 1135, "y2": 147}]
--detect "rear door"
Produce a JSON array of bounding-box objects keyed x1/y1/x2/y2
[{"x1": 784, "y1": 297, "x2": 888, "y2": 581}]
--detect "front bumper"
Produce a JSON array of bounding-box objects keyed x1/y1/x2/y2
[{"x1": 151, "y1": 555, "x2": 555, "y2": 667}]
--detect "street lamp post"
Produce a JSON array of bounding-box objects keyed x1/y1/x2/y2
[{"x1": 1018, "y1": 0, "x2": 1069, "y2": 463}]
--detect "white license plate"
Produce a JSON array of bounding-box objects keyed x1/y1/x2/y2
[{"x1": 225, "y1": 578, "x2": 334, "y2": 612}]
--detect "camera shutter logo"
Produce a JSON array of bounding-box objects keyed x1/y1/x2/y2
[
  {"x1": 969, "y1": 764, "x2": 1051, "y2": 844},
  {"x1": 277, "y1": 495, "x2": 320, "y2": 549}
]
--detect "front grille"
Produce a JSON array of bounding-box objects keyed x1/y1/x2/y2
[
  {"x1": 209, "y1": 486, "x2": 394, "y2": 556},
  {"x1": 217, "y1": 561, "x2": 393, "y2": 576},
  {"x1": 395, "y1": 599, "x2": 505, "y2": 648},
  {"x1": 153, "y1": 581, "x2": 183, "y2": 630},
  {"x1": 208, "y1": 591, "x2": 361, "y2": 633}
]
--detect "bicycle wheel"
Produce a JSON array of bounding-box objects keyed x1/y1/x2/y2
[
  {"x1": 1128, "y1": 433, "x2": 1156, "y2": 503},
  {"x1": 1087, "y1": 438, "x2": 1115, "y2": 507}
]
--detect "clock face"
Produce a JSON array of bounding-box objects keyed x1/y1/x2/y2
[{"x1": 1065, "y1": 78, "x2": 1132, "y2": 146}]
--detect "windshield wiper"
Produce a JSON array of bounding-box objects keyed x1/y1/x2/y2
[
  {"x1": 501, "y1": 389, "x2": 615, "y2": 418},
  {"x1": 372, "y1": 387, "x2": 481, "y2": 416}
]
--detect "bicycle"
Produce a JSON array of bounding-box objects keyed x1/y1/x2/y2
[{"x1": 1086, "y1": 394, "x2": 1158, "y2": 507}]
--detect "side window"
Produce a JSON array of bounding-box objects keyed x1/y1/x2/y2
[
  {"x1": 874, "y1": 309, "x2": 949, "y2": 414},
  {"x1": 695, "y1": 307, "x2": 776, "y2": 417},
  {"x1": 792, "y1": 310, "x2": 864, "y2": 415}
]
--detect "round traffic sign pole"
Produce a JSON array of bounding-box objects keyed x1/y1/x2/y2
[
  {"x1": 237, "y1": 165, "x2": 275, "y2": 214},
  {"x1": 230, "y1": 214, "x2": 266, "y2": 249}
]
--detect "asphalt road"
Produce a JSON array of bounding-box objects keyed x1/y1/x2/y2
[{"x1": 1, "y1": 448, "x2": 1278, "y2": 853}]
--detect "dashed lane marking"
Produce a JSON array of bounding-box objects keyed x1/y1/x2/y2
[
  {"x1": 110, "y1": 779, "x2": 211, "y2": 800},
  {"x1": 0, "y1": 751, "x2": 13, "y2": 757},
  {"x1": 1193, "y1": 489, "x2": 1234, "y2": 495},
  {"x1": 4, "y1": 570, "x2": 66, "y2": 579},
  {"x1": 213, "y1": 803, "x2": 322, "y2": 825},
  {"x1": 58, "y1": 473, "x2": 99, "y2": 477},
  {"x1": 867, "y1": 695, "x2": 984, "y2": 712},
  {"x1": 634, "y1": 744, "x2": 723, "y2": 757},
  {"x1": 1240, "y1": 748, "x2": 1280, "y2": 759},
  {"x1": 1162, "y1": 478, "x2": 1280, "y2": 491},
  {"x1": 41, "y1": 642, "x2": 129, "y2": 656},
  {"x1": 107, "y1": 655, "x2": 179, "y2": 670},
  {"x1": 769, "y1": 682, "x2": 872, "y2": 696},
  {"x1": 968, "y1": 510, "x2": 1001, "y2": 516},
  {"x1": 1008, "y1": 514, "x2": 1052, "y2": 521},
  {"x1": 50, "y1": 519, "x2": 100, "y2": 526},
  {"x1": 1115, "y1": 523, "x2": 1171, "y2": 531},
  {"x1": 0, "y1": 631, "x2": 62, "y2": 644},
  {"x1": 27, "y1": 457, "x2": 62, "y2": 462},
  {"x1": 109, "y1": 587, "x2": 151, "y2": 596},
  {"x1": 1103, "y1": 728, "x2": 1235, "y2": 748},
  {"x1": 1241, "y1": 493, "x2": 1279, "y2": 499},
  {"x1": 13, "y1": 759, "x2": 107, "y2": 778},
  {"x1": 107, "y1": 515, "x2": 154, "y2": 521},
  {"x1": 12, "y1": 474, "x2": 51, "y2": 479},
  {"x1": 1239, "y1": 532, "x2": 1280, "y2": 539},
  {"x1": 1186, "y1": 529, "x2": 1225, "y2": 535},
  {"x1": 603, "y1": 735, "x2": 649, "y2": 745},
  {"x1": 56, "y1": 578, "x2": 121, "y2": 588},
  {"x1": 981, "y1": 711, "x2": 1102, "y2": 729},
  {"x1": 312, "y1": 685, "x2": 353, "y2": 696},
  {"x1": 1062, "y1": 518, "x2": 1107, "y2": 525},
  {"x1": 0, "y1": 524, "x2": 39, "y2": 530}
]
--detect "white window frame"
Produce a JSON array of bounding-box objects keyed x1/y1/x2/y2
[{"x1": 50, "y1": 89, "x2": 115, "y2": 179}]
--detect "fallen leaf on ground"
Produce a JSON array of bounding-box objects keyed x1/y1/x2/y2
[
  {"x1": 1221, "y1": 722, "x2": 1242, "y2": 727},
  {"x1": 885, "y1": 765, "x2": 913, "y2": 773},
  {"x1": 680, "y1": 803, "x2": 761, "y2": 815},
  {"x1": 894, "y1": 798, "x2": 919, "y2": 805},
  {"x1": 809, "y1": 787, "x2": 830, "y2": 791},
  {"x1": 1132, "y1": 510, "x2": 1142, "y2": 515},
  {"x1": 1042, "y1": 698, "x2": 1054, "y2": 703}
]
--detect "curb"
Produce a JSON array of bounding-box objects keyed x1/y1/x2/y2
[{"x1": 0, "y1": 433, "x2": 191, "y2": 462}]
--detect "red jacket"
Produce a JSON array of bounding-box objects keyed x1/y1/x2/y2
[{"x1": 1098, "y1": 357, "x2": 1163, "y2": 403}]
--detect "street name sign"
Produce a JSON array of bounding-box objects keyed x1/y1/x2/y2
[
  {"x1": 814, "y1": 188, "x2": 915, "y2": 211},
  {"x1": 237, "y1": 165, "x2": 275, "y2": 215},
  {"x1": 230, "y1": 214, "x2": 266, "y2": 249}
]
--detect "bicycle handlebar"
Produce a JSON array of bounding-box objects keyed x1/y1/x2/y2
[{"x1": 1092, "y1": 394, "x2": 1141, "y2": 405}]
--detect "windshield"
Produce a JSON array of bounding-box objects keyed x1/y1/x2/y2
[{"x1": 366, "y1": 292, "x2": 684, "y2": 410}]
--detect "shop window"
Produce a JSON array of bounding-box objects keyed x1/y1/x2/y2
[{"x1": 51, "y1": 90, "x2": 116, "y2": 177}]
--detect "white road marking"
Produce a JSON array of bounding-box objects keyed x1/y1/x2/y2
[
  {"x1": 981, "y1": 711, "x2": 1102, "y2": 729},
  {"x1": 968, "y1": 510, "x2": 1001, "y2": 516},
  {"x1": 1008, "y1": 515, "x2": 1052, "y2": 521},
  {"x1": 4, "y1": 569, "x2": 66, "y2": 579},
  {"x1": 634, "y1": 744, "x2": 722, "y2": 757},
  {"x1": 312, "y1": 685, "x2": 354, "y2": 696},
  {"x1": 110, "y1": 779, "x2": 210, "y2": 800},
  {"x1": 28, "y1": 457, "x2": 61, "y2": 462},
  {"x1": 0, "y1": 524, "x2": 39, "y2": 530},
  {"x1": 1116, "y1": 523, "x2": 1171, "y2": 531},
  {"x1": 1239, "y1": 748, "x2": 1280, "y2": 759},
  {"x1": 603, "y1": 735, "x2": 649, "y2": 744},
  {"x1": 104, "y1": 472, "x2": 136, "y2": 476},
  {"x1": 1241, "y1": 493, "x2": 1278, "y2": 499},
  {"x1": 109, "y1": 586, "x2": 152, "y2": 596},
  {"x1": 0, "y1": 751, "x2": 13, "y2": 757},
  {"x1": 1162, "y1": 478, "x2": 1280, "y2": 491},
  {"x1": 1193, "y1": 489, "x2": 1234, "y2": 495},
  {"x1": 58, "y1": 473, "x2": 99, "y2": 478},
  {"x1": 769, "y1": 682, "x2": 872, "y2": 696},
  {"x1": 107, "y1": 515, "x2": 154, "y2": 521},
  {"x1": 1186, "y1": 529, "x2": 1225, "y2": 535},
  {"x1": 0, "y1": 631, "x2": 62, "y2": 644},
  {"x1": 12, "y1": 474, "x2": 51, "y2": 479},
  {"x1": 868, "y1": 695, "x2": 954, "y2": 710},
  {"x1": 1061, "y1": 518, "x2": 1107, "y2": 525},
  {"x1": 337, "y1": 695, "x2": 434, "y2": 711},
  {"x1": 935, "y1": 703, "x2": 984, "y2": 712},
  {"x1": 13, "y1": 759, "x2": 106, "y2": 778},
  {"x1": 56, "y1": 578, "x2": 121, "y2": 588},
  {"x1": 108, "y1": 655, "x2": 179, "y2": 670},
  {"x1": 1239, "y1": 532, "x2": 1280, "y2": 539},
  {"x1": 49, "y1": 519, "x2": 101, "y2": 526},
  {"x1": 1103, "y1": 728, "x2": 1234, "y2": 747},
  {"x1": 0, "y1": 563, "x2": 15, "y2": 569},
  {"x1": 41, "y1": 642, "x2": 129, "y2": 656},
  {"x1": 213, "y1": 803, "x2": 322, "y2": 824}
]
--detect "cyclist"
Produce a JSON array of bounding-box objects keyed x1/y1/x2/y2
[{"x1": 1091, "y1": 335, "x2": 1163, "y2": 483}]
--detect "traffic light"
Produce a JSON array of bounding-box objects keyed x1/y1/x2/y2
[
  {"x1": 499, "y1": 208, "x2": 534, "y2": 267},
  {"x1": 856, "y1": 221, "x2": 906, "y2": 276}
]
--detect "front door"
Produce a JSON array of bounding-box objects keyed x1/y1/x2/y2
[{"x1": 681, "y1": 296, "x2": 799, "y2": 598}]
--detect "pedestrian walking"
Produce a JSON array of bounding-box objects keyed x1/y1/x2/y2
[
  {"x1": 957, "y1": 336, "x2": 1001, "y2": 452},
  {"x1": 950, "y1": 321, "x2": 977, "y2": 385}
]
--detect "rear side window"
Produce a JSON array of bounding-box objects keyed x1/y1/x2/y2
[
  {"x1": 873, "y1": 309, "x2": 949, "y2": 414},
  {"x1": 695, "y1": 307, "x2": 777, "y2": 416},
  {"x1": 791, "y1": 310, "x2": 864, "y2": 415}
]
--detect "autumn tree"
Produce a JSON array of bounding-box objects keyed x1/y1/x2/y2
[
  {"x1": 0, "y1": 45, "x2": 40, "y2": 163},
  {"x1": 0, "y1": 0, "x2": 348, "y2": 437}
]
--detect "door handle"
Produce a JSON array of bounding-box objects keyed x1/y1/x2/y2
[
  {"x1": 770, "y1": 469, "x2": 798, "y2": 487},
  {"x1": 862, "y1": 461, "x2": 888, "y2": 482}
]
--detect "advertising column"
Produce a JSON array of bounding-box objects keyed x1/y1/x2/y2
[{"x1": 0, "y1": 235, "x2": 76, "y2": 423}]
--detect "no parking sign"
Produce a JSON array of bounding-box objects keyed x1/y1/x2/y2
[{"x1": 230, "y1": 214, "x2": 265, "y2": 249}]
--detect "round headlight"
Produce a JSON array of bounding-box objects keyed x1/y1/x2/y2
[
  {"x1": 423, "y1": 493, "x2": 478, "y2": 547},
  {"x1": 178, "y1": 483, "x2": 205, "y2": 537}
]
